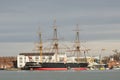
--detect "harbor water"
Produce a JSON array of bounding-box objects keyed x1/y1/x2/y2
[{"x1": 0, "y1": 70, "x2": 120, "y2": 80}]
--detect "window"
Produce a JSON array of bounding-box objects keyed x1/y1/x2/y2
[
  {"x1": 19, "y1": 57, "x2": 23, "y2": 60},
  {"x1": 42, "y1": 56, "x2": 45, "y2": 59},
  {"x1": 35, "y1": 56, "x2": 39, "y2": 61},
  {"x1": 35, "y1": 56, "x2": 39, "y2": 59},
  {"x1": 19, "y1": 60, "x2": 23, "y2": 63},
  {"x1": 20, "y1": 65, "x2": 22, "y2": 67}
]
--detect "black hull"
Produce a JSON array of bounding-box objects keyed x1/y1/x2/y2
[
  {"x1": 24, "y1": 62, "x2": 88, "y2": 70},
  {"x1": 41, "y1": 63, "x2": 88, "y2": 68}
]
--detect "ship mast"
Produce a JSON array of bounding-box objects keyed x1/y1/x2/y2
[
  {"x1": 74, "y1": 24, "x2": 81, "y2": 63},
  {"x1": 52, "y1": 20, "x2": 59, "y2": 62},
  {"x1": 39, "y1": 31, "x2": 43, "y2": 63}
]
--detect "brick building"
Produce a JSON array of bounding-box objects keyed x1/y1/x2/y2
[{"x1": 0, "y1": 56, "x2": 17, "y2": 69}]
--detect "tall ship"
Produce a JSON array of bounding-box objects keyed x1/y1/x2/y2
[{"x1": 23, "y1": 21, "x2": 88, "y2": 71}]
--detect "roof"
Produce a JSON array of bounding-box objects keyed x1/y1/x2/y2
[{"x1": 19, "y1": 52, "x2": 55, "y2": 56}]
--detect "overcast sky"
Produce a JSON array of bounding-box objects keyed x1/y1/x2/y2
[{"x1": 0, "y1": 0, "x2": 120, "y2": 56}]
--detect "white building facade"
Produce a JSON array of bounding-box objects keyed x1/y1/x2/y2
[{"x1": 17, "y1": 53, "x2": 55, "y2": 68}]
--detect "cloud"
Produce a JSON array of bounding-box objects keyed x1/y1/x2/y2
[
  {"x1": 0, "y1": 42, "x2": 34, "y2": 56},
  {"x1": 0, "y1": 0, "x2": 119, "y2": 56}
]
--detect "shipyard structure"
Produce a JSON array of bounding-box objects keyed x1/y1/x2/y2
[{"x1": 17, "y1": 52, "x2": 96, "y2": 69}]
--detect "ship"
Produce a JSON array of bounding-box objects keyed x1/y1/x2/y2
[
  {"x1": 23, "y1": 21, "x2": 88, "y2": 71},
  {"x1": 24, "y1": 62, "x2": 88, "y2": 70}
]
